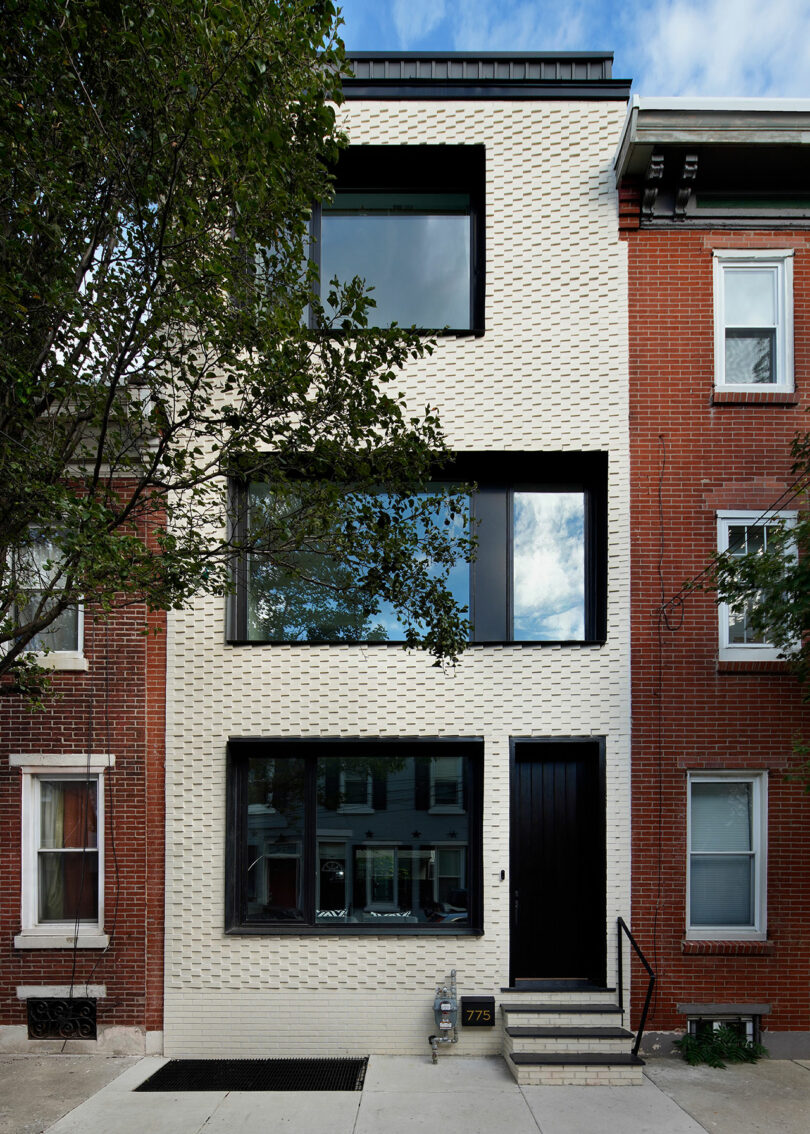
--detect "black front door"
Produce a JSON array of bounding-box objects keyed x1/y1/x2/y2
[{"x1": 510, "y1": 740, "x2": 606, "y2": 985}]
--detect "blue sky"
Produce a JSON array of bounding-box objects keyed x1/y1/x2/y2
[{"x1": 338, "y1": 0, "x2": 810, "y2": 98}]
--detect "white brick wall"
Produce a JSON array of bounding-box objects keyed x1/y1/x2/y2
[{"x1": 163, "y1": 97, "x2": 630, "y2": 1057}]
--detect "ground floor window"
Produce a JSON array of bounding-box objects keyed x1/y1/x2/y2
[{"x1": 226, "y1": 739, "x2": 483, "y2": 933}]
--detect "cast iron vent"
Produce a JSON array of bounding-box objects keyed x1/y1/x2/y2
[
  {"x1": 27, "y1": 997, "x2": 97, "y2": 1040},
  {"x1": 136, "y1": 1057, "x2": 368, "y2": 1092}
]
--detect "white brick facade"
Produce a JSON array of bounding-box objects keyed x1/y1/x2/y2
[{"x1": 163, "y1": 95, "x2": 630, "y2": 1057}]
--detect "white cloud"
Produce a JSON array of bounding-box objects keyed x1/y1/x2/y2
[
  {"x1": 392, "y1": 0, "x2": 448, "y2": 47},
  {"x1": 451, "y1": 1, "x2": 589, "y2": 52},
  {"x1": 632, "y1": 0, "x2": 810, "y2": 96}
]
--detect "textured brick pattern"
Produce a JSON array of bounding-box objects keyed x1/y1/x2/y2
[
  {"x1": 163, "y1": 99, "x2": 631, "y2": 1057},
  {"x1": 626, "y1": 226, "x2": 810, "y2": 1039}
]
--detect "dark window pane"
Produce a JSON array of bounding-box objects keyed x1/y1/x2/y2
[
  {"x1": 38, "y1": 850, "x2": 98, "y2": 922},
  {"x1": 690, "y1": 854, "x2": 754, "y2": 926},
  {"x1": 321, "y1": 193, "x2": 471, "y2": 329},
  {"x1": 513, "y1": 492, "x2": 585, "y2": 641},
  {"x1": 245, "y1": 757, "x2": 306, "y2": 922},
  {"x1": 725, "y1": 329, "x2": 775, "y2": 384},
  {"x1": 40, "y1": 780, "x2": 97, "y2": 849}
]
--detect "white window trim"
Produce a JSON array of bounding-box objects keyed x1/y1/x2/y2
[
  {"x1": 15, "y1": 764, "x2": 108, "y2": 950},
  {"x1": 429, "y1": 755, "x2": 465, "y2": 814},
  {"x1": 337, "y1": 769, "x2": 374, "y2": 814},
  {"x1": 717, "y1": 509, "x2": 796, "y2": 662},
  {"x1": 686, "y1": 772, "x2": 767, "y2": 940},
  {"x1": 713, "y1": 249, "x2": 794, "y2": 391}
]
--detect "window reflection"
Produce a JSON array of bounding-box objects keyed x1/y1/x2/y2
[
  {"x1": 513, "y1": 492, "x2": 585, "y2": 640},
  {"x1": 321, "y1": 192, "x2": 472, "y2": 329},
  {"x1": 246, "y1": 757, "x2": 306, "y2": 921}
]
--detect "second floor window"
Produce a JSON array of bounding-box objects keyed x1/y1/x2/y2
[{"x1": 713, "y1": 250, "x2": 793, "y2": 390}]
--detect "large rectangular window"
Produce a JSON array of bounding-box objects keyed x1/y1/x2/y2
[
  {"x1": 687, "y1": 774, "x2": 766, "y2": 938},
  {"x1": 226, "y1": 740, "x2": 483, "y2": 934},
  {"x1": 311, "y1": 145, "x2": 484, "y2": 334},
  {"x1": 713, "y1": 250, "x2": 793, "y2": 390},
  {"x1": 229, "y1": 453, "x2": 607, "y2": 646}
]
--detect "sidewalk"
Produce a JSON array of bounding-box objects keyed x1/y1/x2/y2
[{"x1": 2, "y1": 1053, "x2": 809, "y2": 1134}]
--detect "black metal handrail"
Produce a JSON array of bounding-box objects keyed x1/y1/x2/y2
[{"x1": 617, "y1": 916, "x2": 656, "y2": 1059}]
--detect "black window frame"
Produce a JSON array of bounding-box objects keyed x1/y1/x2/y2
[
  {"x1": 310, "y1": 144, "x2": 486, "y2": 336},
  {"x1": 227, "y1": 451, "x2": 607, "y2": 647},
  {"x1": 225, "y1": 738, "x2": 484, "y2": 936}
]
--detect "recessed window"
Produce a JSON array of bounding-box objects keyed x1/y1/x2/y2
[
  {"x1": 713, "y1": 250, "x2": 793, "y2": 390},
  {"x1": 226, "y1": 740, "x2": 483, "y2": 933},
  {"x1": 229, "y1": 453, "x2": 607, "y2": 647},
  {"x1": 717, "y1": 510, "x2": 796, "y2": 661},
  {"x1": 21, "y1": 773, "x2": 104, "y2": 936},
  {"x1": 311, "y1": 145, "x2": 484, "y2": 333},
  {"x1": 11, "y1": 534, "x2": 82, "y2": 658},
  {"x1": 687, "y1": 774, "x2": 766, "y2": 939}
]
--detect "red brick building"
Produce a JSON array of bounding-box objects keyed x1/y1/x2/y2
[
  {"x1": 617, "y1": 97, "x2": 810, "y2": 1056},
  {"x1": 0, "y1": 596, "x2": 166, "y2": 1052}
]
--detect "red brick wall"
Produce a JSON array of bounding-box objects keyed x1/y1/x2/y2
[
  {"x1": 0, "y1": 603, "x2": 166, "y2": 1036},
  {"x1": 626, "y1": 225, "x2": 810, "y2": 1035}
]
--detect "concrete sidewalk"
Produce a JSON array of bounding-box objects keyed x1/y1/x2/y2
[{"x1": 1, "y1": 1054, "x2": 808, "y2": 1134}]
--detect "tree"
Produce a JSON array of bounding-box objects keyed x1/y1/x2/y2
[
  {"x1": 712, "y1": 434, "x2": 810, "y2": 788},
  {"x1": 0, "y1": 0, "x2": 472, "y2": 694}
]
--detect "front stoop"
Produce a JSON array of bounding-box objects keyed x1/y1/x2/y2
[{"x1": 501, "y1": 988, "x2": 645, "y2": 1085}]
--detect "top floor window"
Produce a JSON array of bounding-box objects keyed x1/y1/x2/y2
[
  {"x1": 713, "y1": 250, "x2": 793, "y2": 390},
  {"x1": 10, "y1": 534, "x2": 83, "y2": 661},
  {"x1": 311, "y1": 145, "x2": 485, "y2": 334}
]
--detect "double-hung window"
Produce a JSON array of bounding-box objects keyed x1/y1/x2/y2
[
  {"x1": 14, "y1": 756, "x2": 108, "y2": 949},
  {"x1": 10, "y1": 534, "x2": 84, "y2": 668},
  {"x1": 687, "y1": 773, "x2": 766, "y2": 939},
  {"x1": 713, "y1": 250, "x2": 793, "y2": 390},
  {"x1": 717, "y1": 510, "x2": 796, "y2": 661},
  {"x1": 226, "y1": 739, "x2": 483, "y2": 933},
  {"x1": 311, "y1": 145, "x2": 485, "y2": 333}
]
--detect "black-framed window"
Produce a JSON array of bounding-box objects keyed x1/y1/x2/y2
[
  {"x1": 311, "y1": 145, "x2": 485, "y2": 334},
  {"x1": 225, "y1": 739, "x2": 484, "y2": 934},
  {"x1": 228, "y1": 452, "x2": 607, "y2": 645}
]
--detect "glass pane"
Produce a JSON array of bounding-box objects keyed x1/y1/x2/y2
[
  {"x1": 40, "y1": 780, "x2": 97, "y2": 849},
  {"x1": 246, "y1": 757, "x2": 305, "y2": 921},
  {"x1": 247, "y1": 485, "x2": 469, "y2": 643},
  {"x1": 691, "y1": 782, "x2": 752, "y2": 851},
  {"x1": 321, "y1": 193, "x2": 471, "y2": 328},
  {"x1": 725, "y1": 330, "x2": 775, "y2": 384},
  {"x1": 724, "y1": 268, "x2": 776, "y2": 326},
  {"x1": 315, "y1": 753, "x2": 471, "y2": 926},
  {"x1": 690, "y1": 854, "x2": 754, "y2": 925},
  {"x1": 513, "y1": 492, "x2": 585, "y2": 641},
  {"x1": 38, "y1": 850, "x2": 98, "y2": 921}
]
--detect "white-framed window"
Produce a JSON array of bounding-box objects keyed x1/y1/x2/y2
[
  {"x1": 717, "y1": 510, "x2": 796, "y2": 661},
  {"x1": 687, "y1": 773, "x2": 766, "y2": 939},
  {"x1": 14, "y1": 757, "x2": 109, "y2": 948},
  {"x1": 338, "y1": 768, "x2": 373, "y2": 813},
  {"x1": 429, "y1": 755, "x2": 464, "y2": 813},
  {"x1": 11, "y1": 534, "x2": 85, "y2": 670},
  {"x1": 713, "y1": 250, "x2": 793, "y2": 390}
]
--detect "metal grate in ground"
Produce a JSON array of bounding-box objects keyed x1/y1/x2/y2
[{"x1": 135, "y1": 1057, "x2": 368, "y2": 1092}]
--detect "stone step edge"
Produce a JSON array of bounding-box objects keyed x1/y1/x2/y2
[
  {"x1": 506, "y1": 1026, "x2": 634, "y2": 1038},
  {"x1": 510, "y1": 1052, "x2": 645, "y2": 1067},
  {"x1": 501, "y1": 1002, "x2": 623, "y2": 1013}
]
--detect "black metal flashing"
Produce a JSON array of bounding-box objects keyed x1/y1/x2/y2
[{"x1": 343, "y1": 52, "x2": 631, "y2": 101}]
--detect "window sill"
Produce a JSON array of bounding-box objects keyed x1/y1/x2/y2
[
  {"x1": 14, "y1": 931, "x2": 109, "y2": 950},
  {"x1": 32, "y1": 653, "x2": 89, "y2": 672},
  {"x1": 712, "y1": 390, "x2": 797, "y2": 406},
  {"x1": 717, "y1": 660, "x2": 792, "y2": 675},
  {"x1": 682, "y1": 939, "x2": 773, "y2": 956}
]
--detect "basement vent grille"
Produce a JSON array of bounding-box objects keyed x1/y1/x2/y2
[
  {"x1": 27, "y1": 998, "x2": 97, "y2": 1040},
  {"x1": 136, "y1": 1057, "x2": 369, "y2": 1092}
]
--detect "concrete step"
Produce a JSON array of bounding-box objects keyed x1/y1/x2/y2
[
  {"x1": 501, "y1": 1002, "x2": 624, "y2": 1030},
  {"x1": 501, "y1": 983, "x2": 619, "y2": 1005},
  {"x1": 506, "y1": 1052, "x2": 645, "y2": 1087},
  {"x1": 504, "y1": 1025, "x2": 634, "y2": 1056}
]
